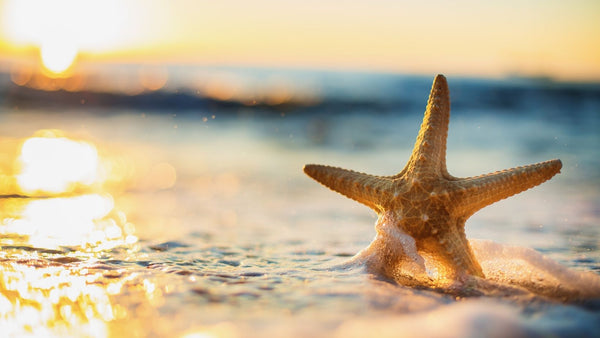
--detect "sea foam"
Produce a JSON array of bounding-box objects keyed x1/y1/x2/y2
[{"x1": 471, "y1": 239, "x2": 600, "y2": 300}]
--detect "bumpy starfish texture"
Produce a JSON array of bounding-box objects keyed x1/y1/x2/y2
[{"x1": 304, "y1": 74, "x2": 561, "y2": 280}]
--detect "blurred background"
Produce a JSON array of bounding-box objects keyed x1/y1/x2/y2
[
  {"x1": 0, "y1": 1, "x2": 600, "y2": 337},
  {"x1": 1, "y1": 0, "x2": 599, "y2": 93}
]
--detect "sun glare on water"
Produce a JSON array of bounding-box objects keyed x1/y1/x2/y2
[
  {"x1": 4, "y1": 194, "x2": 122, "y2": 248},
  {"x1": 0, "y1": 132, "x2": 139, "y2": 336},
  {"x1": 2, "y1": 131, "x2": 137, "y2": 249},
  {"x1": 17, "y1": 135, "x2": 99, "y2": 194}
]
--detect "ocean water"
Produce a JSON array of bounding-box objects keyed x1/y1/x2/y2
[{"x1": 0, "y1": 72, "x2": 599, "y2": 337}]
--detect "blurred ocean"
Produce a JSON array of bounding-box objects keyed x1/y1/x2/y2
[{"x1": 0, "y1": 68, "x2": 599, "y2": 337}]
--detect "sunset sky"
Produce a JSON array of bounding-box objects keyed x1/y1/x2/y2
[{"x1": 0, "y1": 0, "x2": 599, "y2": 81}]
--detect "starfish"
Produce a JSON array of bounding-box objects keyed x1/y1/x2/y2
[{"x1": 304, "y1": 74, "x2": 562, "y2": 281}]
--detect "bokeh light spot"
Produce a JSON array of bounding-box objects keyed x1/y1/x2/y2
[{"x1": 17, "y1": 136, "x2": 99, "y2": 194}]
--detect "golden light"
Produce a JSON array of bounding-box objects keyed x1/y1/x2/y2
[
  {"x1": 1, "y1": 194, "x2": 126, "y2": 248},
  {"x1": 2, "y1": 0, "x2": 136, "y2": 76},
  {"x1": 0, "y1": 132, "x2": 141, "y2": 336},
  {"x1": 17, "y1": 135, "x2": 99, "y2": 194},
  {"x1": 3, "y1": 132, "x2": 138, "y2": 249},
  {"x1": 0, "y1": 262, "x2": 113, "y2": 337},
  {"x1": 40, "y1": 38, "x2": 78, "y2": 74}
]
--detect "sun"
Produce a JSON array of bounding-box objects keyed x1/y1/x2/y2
[
  {"x1": 40, "y1": 38, "x2": 79, "y2": 75},
  {"x1": 2, "y1": 0, "x2": 134, "y2": 76}
]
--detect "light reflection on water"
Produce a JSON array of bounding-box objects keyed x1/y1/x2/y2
[
  {"x1": 17, "y1": 134, "x2": 100, "y2": 194},
  {"x1": 0, "y1": 132, "x2": 142, "y2": 337},
  {"x1": 2, "y1": 132, "x2": 137, "y2": 250},
  {"x1": 1, "y1": 194, "x2": 136, "y2": 249},
  {"x1": 0, "y1": 261, "x2": 113, "y2": 337}
]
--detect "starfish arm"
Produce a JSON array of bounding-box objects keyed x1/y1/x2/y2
[
  {"x1": 453, "y1": 159, "x2": 562, "y2": 217},
  {"x1": 404, "y1": 74, "x2": 451, "y2": 178},
  {"x1": 304, "y1": 164, "x2": 391, "y2": 212}
]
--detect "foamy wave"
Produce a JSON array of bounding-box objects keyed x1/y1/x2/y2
[
  {"x1": 471, "y1": 239, "x2": 600, "y2": 300},
  {"x1": 342, "y1": 234, "x2": 600, "y2": 301}
]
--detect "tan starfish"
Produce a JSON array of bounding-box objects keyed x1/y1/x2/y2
[{"x1": 304, "y1": 74, "x2": 562, "y2": 282}]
